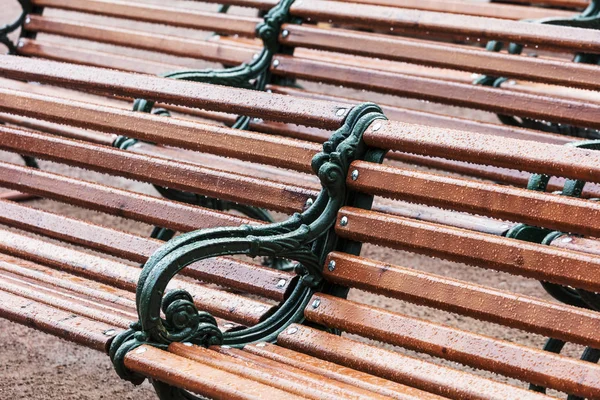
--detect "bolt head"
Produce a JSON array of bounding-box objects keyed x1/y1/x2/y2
[
  {"x1": 25, "y1": 17, "x2": 31, "y2": 24},
  {"x1": 276, "y1": 279, "x2": 287, "y2": 288},
  {"x1": 103, "y1": 329, "x2": 116, "y2": 336},
  {"x1": 287, "y1": 327, "x2": 298, "y2": 335},
  {"x1": 272, "y1": 59, "x2": 280, "y2": 68},
  {"x1": 372, "y1": 122, "x2": 382, "y2": 132},
  {"x1": 328, "y1": 260, "x2": 336, "y2": 271},
  {"x1": 336, "y1": 108, "x2": 347, "y2": 117},
  {"x1": 183, "y1": 342, "x2": 193, "y2": 347},
  {"x1": 17, "y1": 40, "x2": 24, "y2": 48},
  {"x1": 351, "y1": 170, "x2": 359, "y2": 181},
  {"x1": 305, "y1": 198, "x2": 314, "y2": 208},
  {"x1": 281, "y1": 29, "x2": 289, "y2": 38},
  {"x1": 340, "y1": 216, "x2": 348, "y2": 226},
  {"x1": 135, "y1": 347, "x2": 147, "y2": 354},
  {"x1": 256, "y1": 342, "x2": 267, "y2": 347},
  {"x1": 312, "y1": 298, "x2": 321, "y2": 309},
  {"x1": 561, "y1": 237, "x2": 573, "y2": 243}
]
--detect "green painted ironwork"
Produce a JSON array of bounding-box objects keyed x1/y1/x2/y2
[
  {"x1": 475, "y1": 0, "x2": 600, "y2": 138},
  {"x1": 0, "y1": 0, "x2": 31, "y2": 54},
  {"x1": 110, "y1": 103, "x2": 387, "y2": 398}
]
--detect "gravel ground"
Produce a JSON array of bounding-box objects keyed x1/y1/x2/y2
[{"x1": 0, "y1": 1, "x2": 577, "y2": 398}]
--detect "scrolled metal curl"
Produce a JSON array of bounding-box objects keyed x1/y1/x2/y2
[{"x1": 109, "y1": 103, "x2": 386, "y2": 399}]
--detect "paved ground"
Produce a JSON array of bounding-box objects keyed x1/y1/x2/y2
[{"x1": 0, "y1": 0, "x2": 575, "y2": 398}]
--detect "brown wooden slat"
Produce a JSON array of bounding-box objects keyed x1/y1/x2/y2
[
  {"x1": 272, "y1": 56, "x2": 600, "y2": 130},
  {"x1": 280, "y1": 24, "x2": 600, "y2": 91},
  {"x1": 270, "y1": 85, "x2": 573, "y2": 145},
  {"x1": 31, "y1": 0, "x2": 260, "y2": 37},
  {"x1": 336, "y1": 207, "x2": 600, "y2": 292},
  {"x1": 0, "y1": 55, "x2": 348, "y2": 129},
  {"x1": 278, "y1": 324, "x2": 552, "y2": 400},
  {"x1": 304, "y1": 294, "x2": 600, "y2": 399},
  {"x1": 0, "y1": 126, "x2": 315, "y2": 214},
  {"x1": 324, "y1": 251, "x2": 600, "y2": 348},
  {"x1": 0, "y1": 229, "x2": 273, "y2": 326},
  {"x1": 23, "y1": 15, "x2": 255, "y2": 66},
  {"x1": 0, "y1": 289, "x2": 118, "y2": 352},
  {"x1": 348, "y1": 160, "x2": 600, "y2": 236},
  {"x1": 0, "y1": 200, "x2": 294, "y2": 301},
  {"x1": 0, "y1": 273, "x2": 133, "y2": 328},
  {"x1": 290, "y1": 0, "x2": 600, "y2": 54},
  {"x1": 171, "y1": 343, "x2": 396, "y2": 400},
  {"x1": 0, "y1": 161, "x2": 250, "y2": 231},
  {"x1": 0, "y1": 253, "x2": 136, "y2": 309},
  {"x1": 124, "y1": 345, "x2": 307, "y2": 400},
  {"x1": 0, "y1": 88, "x2": 319, "y2": 173},
  {"x1": 18, "y1": 39, "x2": 180, "y2": 75},
  {"x1": 243, "y1": 342, "x2": 441, "y2": 400},
  {"x1": 364, "y1": 120, "x2": 600, "y2": 183},
  {"x1": 332, "y1": 0, "x2": 575, "y2": 19}
]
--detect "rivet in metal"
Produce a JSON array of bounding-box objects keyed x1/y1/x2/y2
[
  {"x1": 256, "y1": 342, "x2": 267, "y2": 347},
  {"x1": 287, "y1": 327, "x2": 298, "y2": 335},
  {"x1": 561, "y1": 237, "x2": 573, "y2": 243},
  {"x1": 135, "y1": 347, "x2": 147, "y2": 354},
  {"x1": 103, "y1": 329, "x2": 116, "y2": 336},
  {"x1": 305, "y1": 198, "x2": 314, "y2": 208},
  {"x1": 17, "y1": 40, "x2": 24, "y2": 48},
  {"x1": 252, "y1": 117, "x2": 263, "y2": 123},
  {"x1": 336, "y1": 108, "x2": 347, "y2": 117},
  {"x1": 351, "y1": 170, "x2": 359, "y2": 181},
  {"x1": 223, "y1": 323, "x2": 235, "y2": 328},
  {"x1": 25, "y1": 16, "x2": 31, "y2": 24},
  {"x1": 281, "y1": 29, "x2": 289, "y2": 38},
  {"x1": 252, "y1": 53, "x2": 259, "y2": 60},
  {"x1": 372, "y1": 122, "x2": 382, "y2": 132},
  {"x1": 276, "y1": 279, "x2": 287, "y2": 288},
  {"x1": 328, "y1": 260, "x2": 336, "y2": 271},
  {"x1": 183, "y1": 342, "x2": 193, "y2": 347},
  {"x1": 312, "y1": 299, "x2": 321, "y2": 309},
  {"x1": 340, "y1": 216, "x2": 348, "y2": 226},
  {"x1": 273, "y1": 59, "x2": 280, "y2": 68}
]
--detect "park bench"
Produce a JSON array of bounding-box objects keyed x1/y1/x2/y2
[
  {"x1": 2, "y1": 53, "x2": 600, "y2": 399},
  {"x1": 2, "y1": 0, "x2": 600, "y2": 398},
  {"x1": 3, "y1": 0, "x2": 600, "y2": 196}
]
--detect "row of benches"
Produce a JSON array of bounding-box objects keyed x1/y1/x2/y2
[{"x1": 1, "y1": 0, "x2": 600, "y2": 398}]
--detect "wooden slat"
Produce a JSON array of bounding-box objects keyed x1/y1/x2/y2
[
  {"x1": 278, "y1": 324, "x2": 552, "y2": 400},
  {"x1": 0, "y1": 55, "x2": 348, "y2": 129},
  {"x1": 304, "y1": 294, "x2": 600, "y2": 399},
  {"x1": 0, "y1": 200, "x2": 294, "y2": 301},
  {"x1": 0, "y1": 126, "x2": 316, "y2": 213},
  {"x1": 271, "y1": 56, "x2": 600, "y2": 130},
  {"x1": 324, "y1": 251, "x2": 600, "y2": 348},
  {"x1": 31, "y1": 0, "x2": 260, "y2": 37},
  {"x1": 348, "y1": 161, "x2": 600, "y2": 237},
  {"x1": 0, "y1": 229, "x2": 273, "y2": 326},
  {"x1": 335, "y1": 207, "x2": 600, "y2": 292},
  {"x1": 364, "y1": 120, "x2": 600, "y2": 183}
]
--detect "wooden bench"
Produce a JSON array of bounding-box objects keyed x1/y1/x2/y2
[
  {"x1": 5, "y1": 0, "x2": 600, "y2": 194},
  {"x1": 2, "y1": 54, "x2": 600, "y2": 399}
]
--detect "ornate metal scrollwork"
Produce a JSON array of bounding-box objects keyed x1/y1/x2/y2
[
  {"x1": 0, "y1": 0, "x2": 31, "y2": 54},
  {"x1": 109, "y1": 103, "x2": 387, "y2": 398},
  {"x1": 475, "y1": 0, "x2": 600, "y2": 138}
]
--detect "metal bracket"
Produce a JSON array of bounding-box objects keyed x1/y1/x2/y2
[
  {"x1": 109, "y1": 103, "x2": 387, "y2": 398},
  {"x1": 0, "y1": 0, "x2": 31, "y2": 54}
]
